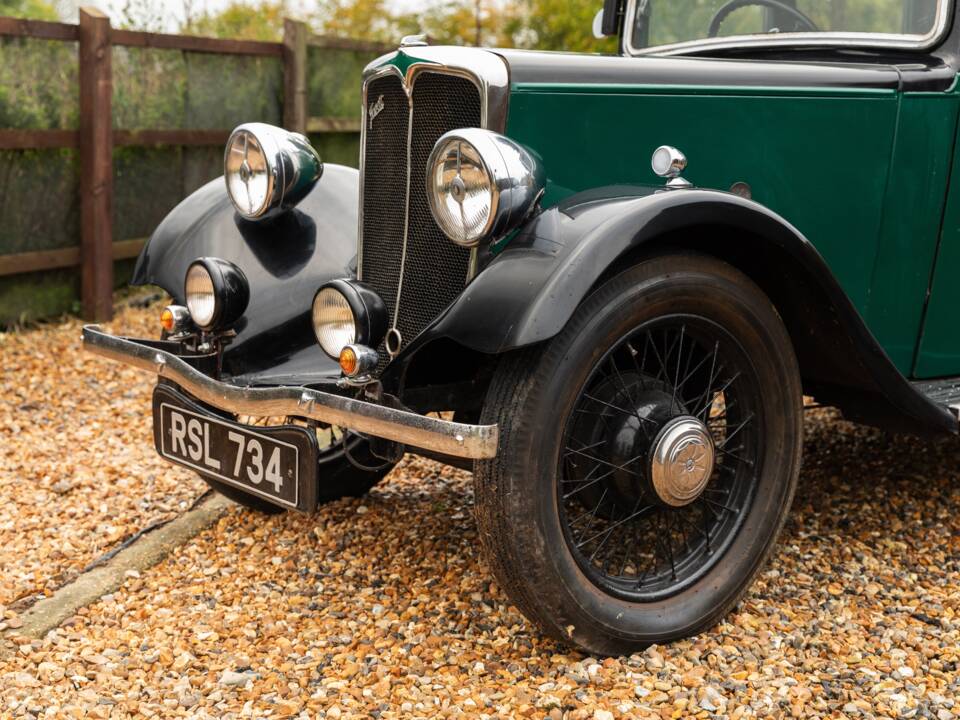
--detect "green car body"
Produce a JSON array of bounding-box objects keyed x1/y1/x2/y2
[{"x1": 507, "y1": 78, "x2": 955, "y2": 377}]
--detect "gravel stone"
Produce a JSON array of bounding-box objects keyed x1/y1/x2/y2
[
  {"x1": 218, "y1": 670, "x2": 255, "y2": 688},
  {"x1": 3, "y1": 299, "x2": 960, "y2": 718}
]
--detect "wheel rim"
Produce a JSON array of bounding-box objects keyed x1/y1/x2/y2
[{"x1": 557, "y1": 314, "x2": 762, "y2": 602}]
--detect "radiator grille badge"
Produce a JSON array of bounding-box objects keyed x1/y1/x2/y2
[{"x1": 368, "y1": 95, "x2": 385, "y2": 129}]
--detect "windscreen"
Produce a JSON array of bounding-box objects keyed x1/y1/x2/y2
[{"x1": 630, "y1": 0, "x2": 942, "y2": 50}]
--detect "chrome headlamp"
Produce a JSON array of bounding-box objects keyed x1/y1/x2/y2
[
  {"x1": 224, "y1": 123, "x2": 323, "y2": 220},
  {"x1": 184, "y1": 258, "x2": 250, "y2": 331},
  {"x1": 426, "y1": 128, "x2": 544, "y2": 248}
]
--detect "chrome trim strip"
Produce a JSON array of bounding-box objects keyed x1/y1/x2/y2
[
  {"x1": 82, "y1": 325, "x2": 499, "y2": 460},
  {"x1": 622, "y1": 0, "x2": 952, "y2": 56},
  {"x1": 392, "y1": 72, "x2": 415, "y2": 330},
  {"x1": 357, "y1": 64, "x2": 403, "y2": 280},
  {"x1": 466, "y1": 248, "x2": 478, "y2": 282}
]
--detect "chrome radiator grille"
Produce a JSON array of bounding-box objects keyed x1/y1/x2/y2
[{"x1": 359, "y1": 71, "x2": 481, "y2": 361}]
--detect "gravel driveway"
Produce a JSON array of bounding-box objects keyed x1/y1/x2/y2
[
  {"x1": 2, "y1": 300, "x2": 959, "y2": 718},
  {"x1": 0, "y1": 300, "x2": 206, "y2": 613}
]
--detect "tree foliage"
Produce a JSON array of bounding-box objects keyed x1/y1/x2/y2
[
  {"x1": 0, "y1": 0, "x2": 59, "y2": 21},
  {"x1": 186, "y1": 0, "x2": 286, "y2": 40},
  {"x1": 395, "y1": 0, "x2": 617, "y2": 51},
  {"x1": 178, "y1": 0, "x2": 617, "y2": 53},
  {"x1": 317, "y1": 0, "x2": 417, "y2": 42},
  {"x1": 507, "y1": 0, "x2": 617, "y2": 52}
]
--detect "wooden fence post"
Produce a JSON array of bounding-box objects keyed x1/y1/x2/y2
[
  {"x1": 283, "y1": 19, "x2": 308, "y2": 134},
  {"x1": 78, "y1": 7, "x2": 113, "y2": 321}
]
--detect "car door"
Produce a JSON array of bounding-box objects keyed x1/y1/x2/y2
[
  {"x1": 867, "y1": 82, "x2": 960, "y2": 376},
  {"x1": 912, "y1": 82, "x2": 960, "y2": 378}
]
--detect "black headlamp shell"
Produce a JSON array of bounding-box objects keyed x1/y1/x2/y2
[
  {"x1": 186, "y1": 257, "x2": 250, "y2": 331},
  {"x1": 314, "y1": 278, "x2": 388, "y2": 351}
]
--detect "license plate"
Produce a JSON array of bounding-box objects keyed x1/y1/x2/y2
[{"x1": 152, "y1": 385, "x2": 318, "y2": 511}]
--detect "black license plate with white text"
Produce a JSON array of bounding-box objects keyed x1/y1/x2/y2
[{"x1": 151, "y1": 385, "x2": 318, "y2": 512}]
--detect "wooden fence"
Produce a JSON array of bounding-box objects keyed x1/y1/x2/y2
[{"x1": 0, "y1": 10, "x2": 390, "y2": 322}]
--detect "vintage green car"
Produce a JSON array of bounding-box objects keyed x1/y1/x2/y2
[{"x1": 84, "y1": 0, "x2": 960, "y2": 654}]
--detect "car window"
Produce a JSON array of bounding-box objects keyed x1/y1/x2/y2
[{"x1": 630, "y1": 0, "x2": 943, "y2": 51}]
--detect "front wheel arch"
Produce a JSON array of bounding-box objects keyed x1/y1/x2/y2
[
  {"x1": 607, "y1": 224, "x2": 946, "y2": 435},
  {"x1": 414, "y1": 188, "x2": 952, "y2": 436}
]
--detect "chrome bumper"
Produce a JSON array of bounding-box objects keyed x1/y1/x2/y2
[{"x1": 81, "y1": 325, "x2": 499, "y2": 460}]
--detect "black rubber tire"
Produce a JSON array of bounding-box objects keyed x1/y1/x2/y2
[
  {"x1": 474, "y1": 254, "x2": 803, "y2": 655},
  {"x1": 201, "y1": 437, "x2": 395, "y2": 515}
]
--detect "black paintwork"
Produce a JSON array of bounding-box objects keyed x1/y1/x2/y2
[
  {"x1": 601, "y1": 0, "x2": 624, "y2": 36},
  {"x1": 132, "y1": 165, "x2": 360, "y2": 387},
  {"x1": 398, "y1": 186, "x2": 955, "y2": 435},
  {"x1": 707, "y1": 48, "x2": 958, "y2": 91}
]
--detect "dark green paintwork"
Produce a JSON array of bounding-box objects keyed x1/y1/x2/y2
[
  {"x1": 869, "y1": 90, "x2": 960, "y2": 373},
  {"x1": 504, "y1": 80, "x2": 960, "y2": 378},
  {"x1": 916, "y1": 99, "x2": 960, "y2": 378},
  {"x1": 372, "y1": 50, "x2": 435, "y2": 77}
]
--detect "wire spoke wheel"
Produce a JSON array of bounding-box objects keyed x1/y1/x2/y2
[
  {"x1": 475, "y1": 255, "x2": 802, "y2": 653},
  {"x1": 558, "y1": 315, "x2": 762, "y2": 601}
]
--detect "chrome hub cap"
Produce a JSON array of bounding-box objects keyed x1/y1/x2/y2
[{"x1": 649, "y1": 416, "x2": 715, "y2": 507}]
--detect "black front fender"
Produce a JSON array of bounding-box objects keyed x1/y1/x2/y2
[
  {"x1": 132, "y1": 164, "x2": 360, "y2": 386},
  {"x1": 419, "y1": 185, "x2": 953, "y2": 435},
  {"x1": 430, "y1": 186, "x2": 808, "y2": 352}
]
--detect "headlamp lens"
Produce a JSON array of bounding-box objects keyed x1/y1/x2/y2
[
  {"x1": 312, "y1": 287, "x2": 356, "y2": 358},
  {"x1": 185, "y1": 263, "x2": 217, "y2": 329},
  {"x1": 428, "y1": 137, "x2": 493, "y2": 247},
  {"x1": 224, "y1": 130, "x2": 271, "y2": 218}
]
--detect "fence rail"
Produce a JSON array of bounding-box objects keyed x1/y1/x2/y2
[
  {"x1": 0, "y1": 10, "x2": 386, "y2": 322},
  {"x1": 0, "y1": 129, "x2": 241, "y2": 149},
  {"x1": 0, "y1": 15, "x2": 78, "y2": 40},
  {"x1": 0, "y1": 239, "x2": 145, "y2": 277},
  {"x1": 0, "y1": 129, "x2": 78, "y2": 149},
  {"x1": 112, "y1": 28, "x2": 283, "y2": 55}
]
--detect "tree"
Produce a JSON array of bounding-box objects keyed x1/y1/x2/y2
[
  {"x1": 186, "y1": 0, "x2": 285, "y2": 40},
  {"x1": 509, "y1": 0, "x2": 617, "y2": 52},
  {"x1": 409, "y1": 0, "x2": 519, "y2": 46},
  {"x1": 317, "y1": 0, "x2": 418, "y2": 42},
  {"x1": 175, "y1": 0, "x2": 617, "y2": 53},
  {"x1": 0, "y1": 0, "x2": 59, "y2": 21},
  {"x1": 398, "y1": 0, "x2": 617, "y2": 52}
]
